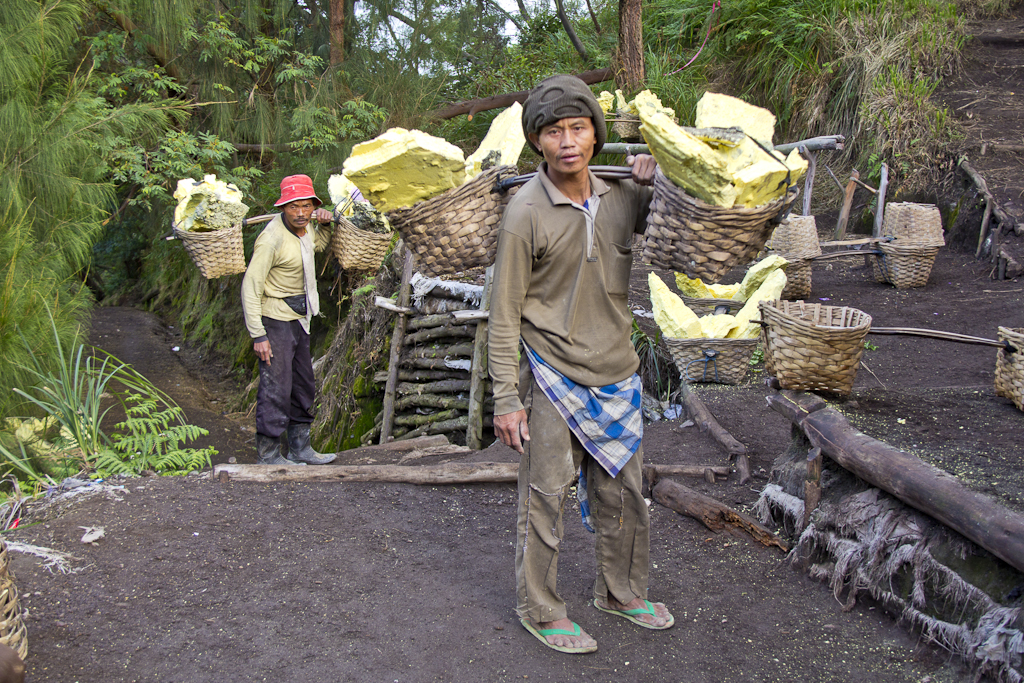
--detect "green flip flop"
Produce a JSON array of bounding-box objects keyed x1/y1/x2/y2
[
  {"x1": 593, "y1": 599, "x2": 675, "y2": 630},
  {"x1": 519, "y1": 618, "x2": 598, "y2": 654}
]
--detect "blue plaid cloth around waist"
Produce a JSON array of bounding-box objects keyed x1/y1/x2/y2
[{"x1": 523, "y1": 343, "x2": 643, "y2": 478}]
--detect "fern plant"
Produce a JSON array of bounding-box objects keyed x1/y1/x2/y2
[{"x1": 96, "y1": 395, "x2": 216, "y2": 476}]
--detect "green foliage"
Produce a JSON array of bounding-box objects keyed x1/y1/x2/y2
[
  {"x1": 864, "y1": 340, "x2": 879, "y2": 351},
  {"x1": 631, "y1": 320, "x2": 676, "y2": 402},
  {"x1": 96, "y1": 395, "x2": 215, "y2": 475}
]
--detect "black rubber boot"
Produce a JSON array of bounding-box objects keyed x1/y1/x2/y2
[
  {"x1": 255, "y1": 433, "x2": 305, "y2": 466},
  {"x1": 286, "y1": 423, "x2": 337, "y2": 465}
]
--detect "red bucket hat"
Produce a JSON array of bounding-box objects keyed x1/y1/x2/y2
[{"x1": 275, "y1": 174, "x2": 322, "y2": 207}]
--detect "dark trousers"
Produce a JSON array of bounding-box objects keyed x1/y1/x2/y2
[{"x1": 255, "y1": 317, "x2": 315, "y2": 439}]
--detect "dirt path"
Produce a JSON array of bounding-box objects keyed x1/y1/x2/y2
[{"x1": 12, "y1": 242, "x2": 1022, "y2": 681}]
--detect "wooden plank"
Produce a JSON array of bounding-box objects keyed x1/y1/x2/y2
[
  {"x1": 833, "y1": 170, "x2": 859, "y2": 240},
  {"x1": 214, "y1": 461, "x2": 516, "y2": 484},
  {"x1": 379, "y1": 250, "x2": 414, "y2": 444},
  {"x1": 466, "y1": 266, "x2": 493, "y2": 450}
]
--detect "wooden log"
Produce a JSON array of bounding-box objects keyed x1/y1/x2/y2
[
  {"x1": 380, "y1": 251, "x2": 414, "y2": 444},
  {"x1": 394, "y1": 394, "x2": 470, "y2": 412},
  {"x1": 213, "y1": 461, "x2": 518, "y2": 484},
  {"x1": 397, "y1": 379, "x2": 472, "y2": 395},
  {"x1": 452, "y1": 310, "x2": 490, "y2": 322},
  {"x1": 417, "y1": 283, "x2": 483, "y2": 303},
  {"x1": 833, "y1": 170, "x2": 858, "y2": 241},
  {"x1": 407, "y1": 314, "x2": 457, "y2": 331},
  {"x1": 800, "y1": 146, "x2": 816, "y2": 217},
  {"x1": 467, "y1": 266, "x2": 493, "y2": 450},
  {"x1": 872, "y1": 162, "x2": 888, "y2": 238},
  {"x1": 802, "y1": 447, "x2": 822, "y2": 530},
  {"x1": 978, "y1": 201, "x2": 994, "y2": 259},
  {"x1": 644, "y1": 464, "x2": 731, "y2": 479},
  {"x1": 961, "y1": 159, "x2": 1019, "y2": 239},
  {"x1": 404, "y1": 357, "x2": 473, "y2": 371},
  {"x1": 396, "y1": 415, "x2": 472, "y2": 440},
  {"x1": 374, "y1": 369, "x2": 467, "y2": 383},
  {"x1": 767, "y1": 390, "x2": 1024, "y2": 574},
  {"x1": 403, "y1": 324, "x2": 476, "y2": 346},
  {"x1": 651, "y1": 478, "x2": 789, "y2": 551},
  {"x1": 419, "y1": 297, "x2": 477, "y2": 316},
  {"x1": 345, "y1": 435, "x2": 450, "y2": 452},
  {"x1": 404, "y1": 342, "x2": 475, "y2": 360},
  {"x1": 393, "y1": 409, "x2": 461, "y2": 428},
  {"x1": 679, "y1": 383, "x2": 750, "y2": 483},
  {"x1": 374, "y1": 296, "x2": 414, "y2": 315}
]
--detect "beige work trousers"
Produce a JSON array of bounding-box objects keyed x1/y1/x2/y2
[{"x1": 515, "y1": 360, "x2": 650, "y2": 624}]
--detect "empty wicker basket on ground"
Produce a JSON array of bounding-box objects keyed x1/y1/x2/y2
[
  {"x1": 331, "y1": 217, "x2": 395, "y2": 273},
  {"x1": 760, "y1": 300, "x2": 872, "y2": 395},
  {"x1": 769, "y1": 215, "x2": 821, "y2": 299},
  {"x1": 386, "y1": 165, "x2": 518, "y2": 277},
  {"x1": 871, "y1": 202, "x2": 945, "y2": 288},
  {"x1": 995, "y1": 327, "x2": 1024, "y2": 411},
  {"x1": 171, "y1": 222, "x2": 246, "y2": 279},
  {"x1": 643, "y1": 169, "x2": 798, "y2": 284},
  {"x1": 0, "y1": 538, "x2": 27, "y2": 660},
  {"x1": 664, "y1": 337, "x2": 757, "y2": 385}
]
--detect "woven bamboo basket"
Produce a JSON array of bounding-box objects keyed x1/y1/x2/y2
[
  {"x1": 331, "y1": 217, "x2": 395, "y2": 273},
  {"x1": 995, "y1": 327, "x2": 1024, "y2": 411},
  {"x1": 871, "y1": 241, "x2": 940, "y2": 288},
  {"x1": 386, "y1": 165, "x2": 519, "y2": 277},
  {"x1": 760, "y1": 300, "x2": 872, "y2": 395},
  {"x1": 682, "y1": 297, "x2": 742, "y2": 317},
  {"x1": 664, "y1": 337, "x2": 758, "y2": 385},
  {"x1": 881, "y1": 202, "x2": 945, "y2": 247},
  {"x1": 172, "y1": 223, "x2": 246, "y2": 279},
  {"x1": 643, "y1": 169, "x2": 799, "y2": 284},
  {"x1": 769, "y1": 215, "x2": 820, "y2": 300},
  {"x1": 0, "y1": 538, "x2": 27, "y2": 660},
  {"x1": 611, "y1": 110, "x2": 642, "y2": 142}
]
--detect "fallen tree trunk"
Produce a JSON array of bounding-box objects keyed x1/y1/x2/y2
[
  {"x1": 651, "y1": 477, "x2": 789, "y2": 551},
  {"x1": 642, "y1": 464, "x2": 730, "y2": 480},
  {"x1": 768, "y1": 390, "x2": 1024, "y2": 574},
  {"x1": 679, "y1": 383, "x2": 750, "y2": 483},
  {"x1": 213, "y1": 461, "x2": 518, "y2": 484}
]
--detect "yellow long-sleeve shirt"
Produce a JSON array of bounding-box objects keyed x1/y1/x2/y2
[{"x1": 240, "y1": 214, "x2": 332, "y2": 341}]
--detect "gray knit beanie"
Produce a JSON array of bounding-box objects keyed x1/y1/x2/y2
[{"x1": 522, "y1": 74, "x2": 606, "y2": 155}]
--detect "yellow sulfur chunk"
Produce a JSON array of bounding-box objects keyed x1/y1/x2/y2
[
  {"x1": 465, "y1": 103, "x2": 526, "y2": 178},
  {"x1": 327, "y1": 174, "x2": 360, "y2": 215},
  {"x1": 674, "y1": 272, "x2": 713, "y2": 299},
  {"x1": 694, "y1": 92, "x2": 776, "y2": 149},
  {"x1": 727, "y1": 269, "x2": 787, "y2": 338},
  {"x1": 732, "y1": 157, "x2": 795, "y2": 209},
  {"x1": 638, "y1": 108, "x2": 738, "y2": 207},
  {"x1": 707, "y1": 282, "x2": 742, "y2": 299},
  {"x1": 598, "y1": 91, "x2": 615, "y2": 113},
  {"x1": 631, "y1": 90, "x2": 676, "y2": 120},
  {"x1": 343, "y1": 128, "x2": 466, "y2": 212},
  {"x1": 649, "y1": 273, "x2": 702, "y2": 339},
  {"x1": 615, "y1": 89, "x2": 633, "y2": 114},
  {"x1": 173, "y1": 174, "x2": 247, "y2": 232},
  {"x1": 736, "y1": 255, "x2": 789, "y2": 302},
  {"x1": 784, "y1": 148, "x2": 809, "y2": 185},
  {"x1": 698, "y1": 313, "x2": 737, "y2": 339}
]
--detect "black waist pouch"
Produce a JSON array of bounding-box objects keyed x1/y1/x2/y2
[{"x1": 282, "y1": 294, "x2": 307, "y2": 316}]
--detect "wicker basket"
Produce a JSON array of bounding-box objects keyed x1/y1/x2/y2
[
  {"x1": 386, "y1": 165, "x2": 519, "y2": 277},
  {"x1": 611, "y1": 110, "x2": 643, "y2": 142},
  {"x1": 0, "y1": 538, "x2": 27, "y2": 660},
  {"x1": 760, "y1": 300, "x2": 872, "y2": 395},
  {"x1": 331, "y1": 217, "x2": 395, "y2": 273},
  {"x1": 642, "y1": 169, "x2": 799, "y2": 284},
  {"x1": 995, "y1": 327, "x2": 1024, "y2": 411},
  {"x1": 769, "y1": 215, "x2": 820, "y2": 300},
  {"x1": 881, "y1": 202, "x2": 945, "y2": 247},
  {"x1": 682, "y1": 297, "x2": 743, "y2": 317},
  {"x1": 172, "y1": 223, "x2": 246, "y2": 279},
  {"x1": 871, "y1": 241, "x2": 940, "y2": 288},
  {"x1": 664, "y1": 337, "x2": 758, "y2": 385}
]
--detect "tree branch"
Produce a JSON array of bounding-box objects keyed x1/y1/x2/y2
[
  {"x1": 432, "y1": 68, "x2": 614, "y2": 120},
  {"x1": 555, "y1": 0, "x2": 588, "y2": 60}
]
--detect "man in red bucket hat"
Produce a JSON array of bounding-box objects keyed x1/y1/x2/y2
[{"x1": 241, "y1": 174, "x2": 338, "y2": 466}]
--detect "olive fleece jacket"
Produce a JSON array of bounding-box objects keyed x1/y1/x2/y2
[
  {"x1": 241, "y1": 214, "x2": 332, "y2": 342},
  {"x1": 488, "y1": 163, "x2": 653, "y2": 417}
]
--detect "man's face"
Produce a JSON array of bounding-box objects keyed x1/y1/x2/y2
[
  {"x1": 530, "y1": 117, "x2": 596, "y2": 177},
  {"x1": 282, "y1": 199, "x2": 317, "y2": 232}
]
